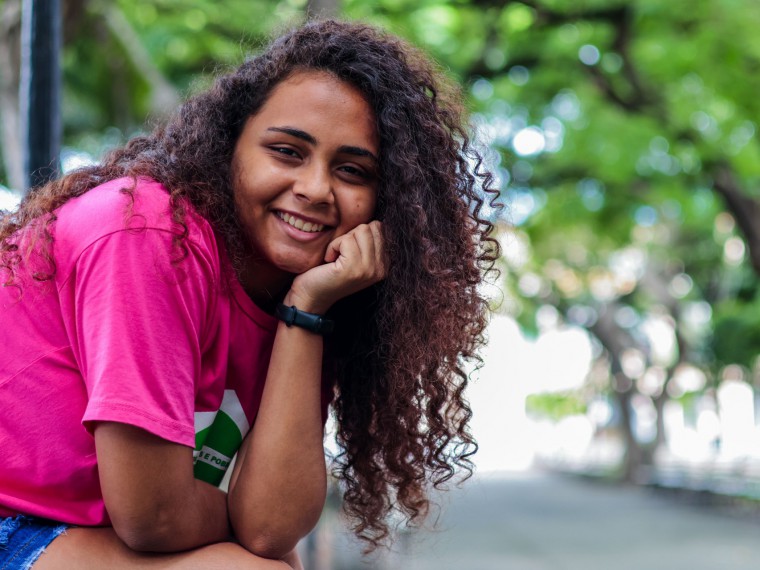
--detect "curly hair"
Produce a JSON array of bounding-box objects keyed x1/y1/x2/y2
[{"x1": 0, "y1": 19, "x2": 500, "y2": 549}]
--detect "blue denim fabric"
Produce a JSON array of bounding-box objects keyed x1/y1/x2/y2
[{"x1": 0, "y1": 516, "x2": 68, "y2": 570}]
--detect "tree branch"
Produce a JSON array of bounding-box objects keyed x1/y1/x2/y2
[
  {"x1": 711, "y1": 160, "x2": 760, "y2": 275},
  {"x1": 92, "y1": 2, "x2": 179, "y2": 116}
]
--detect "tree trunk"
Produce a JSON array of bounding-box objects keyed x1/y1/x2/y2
[
  {"x1": 591, "y1": 308, "x2": 648, "y2": 481},
  {"x1": 614, "y1": 385, "x2": 643, "y2": 482}
]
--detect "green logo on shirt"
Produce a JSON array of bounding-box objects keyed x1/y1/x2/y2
[{"x1": 193, "y1": 390, "x2": 249, "y2": 485}]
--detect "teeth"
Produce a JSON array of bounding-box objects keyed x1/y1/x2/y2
[{"x1": 278, "y1": 212, "x2": 325, "y2": 233}]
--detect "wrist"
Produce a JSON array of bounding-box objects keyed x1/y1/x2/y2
[
  {"x1": 282, "y1": 290, "x2": 333, "y2": 315},
  {"x1": 275, "y1": 303, "x2": 334, "y2": 335}
]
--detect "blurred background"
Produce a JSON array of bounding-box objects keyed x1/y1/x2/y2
[{"x1": 5, "y1": 0, "x2": 760, "y2": 568}]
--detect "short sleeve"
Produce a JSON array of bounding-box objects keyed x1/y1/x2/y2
[{"x1": 63, "y1": 228, "x2": 218, "y2": 447}]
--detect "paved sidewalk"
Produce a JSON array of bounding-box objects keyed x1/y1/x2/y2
[{"x1": 330, "y1": 471, "x2": 760, "y2": 569}]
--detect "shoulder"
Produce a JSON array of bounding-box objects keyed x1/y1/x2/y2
[
  {"x1": 56, "y1": 177, "x2": 205, "y2": 236},
  {"x1": 46, "y1": 177, "x2": 222, "y2": 289},
  {"x1": 54, "y1": 177, "x2": 216, "y2": 256}
]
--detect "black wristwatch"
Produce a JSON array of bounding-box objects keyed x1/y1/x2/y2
[{"x1": 275, "y1": 303, "x2": 335, "y2": 335}]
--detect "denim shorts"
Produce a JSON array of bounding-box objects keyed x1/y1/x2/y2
[{"x1": 0, "y1": 516, "x2": 68, "y2": 570}]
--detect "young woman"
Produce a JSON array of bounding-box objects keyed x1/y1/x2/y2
[{"x1": 0, "y1": 19, "x2": 499, "y2": 569}]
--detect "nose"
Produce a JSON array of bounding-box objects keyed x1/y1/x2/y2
[{"x1": 293, "y1": 163, "x2": 334, "y2": 205}]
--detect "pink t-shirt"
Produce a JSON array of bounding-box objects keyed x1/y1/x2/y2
[{"x1": 0, "y1": 178, "x2": 329, "y2": 525}]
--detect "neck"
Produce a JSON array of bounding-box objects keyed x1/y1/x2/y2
[{"x1": 238, "y1": 257, "x2": 293, "y2": 313}]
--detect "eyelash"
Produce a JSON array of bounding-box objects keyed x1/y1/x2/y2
[
  {"x1": 269, "y1": 147, "x2": 372, "y2": 181},
  {"x1": 272, "y1": 146, "x2": 300, "y2": 158},
  {"x1": 339, "y1": 165, "x2": 370, "y2": 179}
]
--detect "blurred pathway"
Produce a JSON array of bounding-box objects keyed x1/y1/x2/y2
[{"x1": 388, "y1": 472, "x2": 760, "y2": 570}]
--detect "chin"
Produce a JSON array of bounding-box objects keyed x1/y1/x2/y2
[{"x1": 272, "y1": 256, "x2": 322, "y2": 275}]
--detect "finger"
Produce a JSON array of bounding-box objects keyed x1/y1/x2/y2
[
  {"x1": 325, "y1": 233, "x2": 358, "y2": 263},
  {"x1": 324, "y1": 235, "x2": 343, "y2": 263},
  {"x1": 325, "y1": 230, "x2": 362, "y2": 266},
  {"x1": 368, "y1": 221, "x2": 386, "y2": 277},
  {"x1": 351, "y1": 224, "x2": 377, "y2": 270}
]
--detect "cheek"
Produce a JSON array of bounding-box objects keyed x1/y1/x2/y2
[
  {"x1": 355, "y1": 195, "x2": 377, "y2": 222},
  {"x1": 356, "y1": 204, "x2": 372, "y2": 222},
  {"x1": 336, "y1": 194, "x2": 377, "y2": 233}
]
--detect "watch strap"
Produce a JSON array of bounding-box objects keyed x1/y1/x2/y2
[{"x1": 275, "y1": 303, "x2": 335, "y2": 335}]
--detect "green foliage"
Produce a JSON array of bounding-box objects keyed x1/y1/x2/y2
[
  {"x1": 526, "y1": 391, "x2": 587, "y2": 421},
  {"x1": 60, "y1": 0, "x2": 309, "y2": 153},
  {"x1": 712, "y1": 294, "x2": 760, "y2": 368}
]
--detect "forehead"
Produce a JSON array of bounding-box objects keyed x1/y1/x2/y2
[{"x1": 250, "y1": 71, "x2": 379, "y2": 151}]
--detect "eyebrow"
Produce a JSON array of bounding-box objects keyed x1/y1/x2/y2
[{"x1": 267, "y1": 126, "x2": 378, "y2": 163}]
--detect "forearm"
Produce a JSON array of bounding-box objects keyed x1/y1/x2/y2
[
  {"x1": 127, "y1": 479, "x2": 231, "y2": 553},
  {"x1": 228, "y1": 223, "x2": 386, "y2": 556},
  {"x1": 95, "y1": 422, "x2": 232, "y2": 553},
  {"x1": 228, "y1": 314, "x2": 328, "y2": 556}
]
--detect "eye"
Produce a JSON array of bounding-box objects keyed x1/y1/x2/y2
[
  {"x1": 340, "y1": 165, "x2": 365, "y2": 177},
  {"x1": 338, "y1": 164, "x2": 373, "y2": 182},
  {"x1": 269, "y1": 146, "x2": 301, "y2": 159}
]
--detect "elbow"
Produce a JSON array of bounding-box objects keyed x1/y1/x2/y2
[
  {"x1": 119, "y1": 532, "x2": 166, "y2": 554},
  {"x1": 116, "y1": 527, "x2": 169, "y2": 553},
  {"x1": 229, "y1": 505, "x2": 320, "y2": 560},
  {"x1": 239, "y1": 535, "x2": 296, "y2": 560},
  {"x1": 111, "y1": 510, "x2": 179, "y2": 553},
  {"x1": 227, "y1": 480, "x2": 326, "y2": 558},
  {"x1": 231, "y1": 513, "x2": 304, "y2": 559}
]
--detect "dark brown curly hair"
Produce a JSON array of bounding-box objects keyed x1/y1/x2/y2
[{"x1": 1, "y1": 19, "x2": 500, "y2": 549}]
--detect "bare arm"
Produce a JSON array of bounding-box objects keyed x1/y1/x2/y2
[
  {"x1": 228, "y1": 222, "x2": 386, "y2": 558},
  {"x1": 227, "y1": 316, "x2": 328, "y2": 557},
  {"x1": 94, "y1": 422, "x2": 231, "y2": 553}
]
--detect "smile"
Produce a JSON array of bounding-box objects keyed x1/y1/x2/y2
[{"x1": 275, "y1": 211, "x2": 327, "y2": 233}]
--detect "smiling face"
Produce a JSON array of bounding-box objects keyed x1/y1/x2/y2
[{"x1": 231, "y1": 70, "x2": 379, "y2": 298}]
